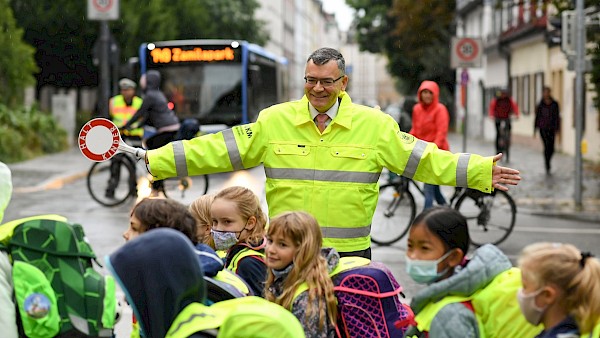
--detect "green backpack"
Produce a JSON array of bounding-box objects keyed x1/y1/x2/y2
[{"x1": 0, "y1": 216, "x2": 117, "y2": 338}]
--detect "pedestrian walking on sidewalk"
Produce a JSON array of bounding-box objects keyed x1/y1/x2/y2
[
  {"x1": 534, "y1": 86, "x2": 560, "y2": 175},
  {"x1": 410, "y1": 80, "x2": 449, "y2": 210}
]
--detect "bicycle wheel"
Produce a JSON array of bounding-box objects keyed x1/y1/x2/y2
[
  {"x1": 454, "y1": 189, "x2": 516, "y2": 246},
  {"x1": 371, "y1": 183, "x2": 416, "y2": 246},
  {"x1": 160, "y1": 175, "x2": 210, "y2": 203},
  {"x1": 87, "y1": 154, "x2": 136, "y2": 207}
]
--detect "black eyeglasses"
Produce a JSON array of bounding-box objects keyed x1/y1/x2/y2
[{"x1": 304, "y1": 75, "x2": 344, "y2": 87}]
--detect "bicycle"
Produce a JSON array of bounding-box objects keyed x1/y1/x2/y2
[
  {"x1": 371, "y1": 172, "x2": 516, "y2": 247},
  {"x1": 86, "y1": 134, "x2": 209, "y2": 207},
  {"x1": 496, "y1": 118, "x2": 512, "y2": 162}
]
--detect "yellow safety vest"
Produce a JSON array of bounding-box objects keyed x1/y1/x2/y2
[
  {"x1": 148, "y1": 92, "x2": 494, "y2": 252},
  {"x1": 213, "y1": 269, "x2": 251, "y2": 295},
  {"x1": 110, "y1": 95, "x2": 143, "y2": 137},
  {"x1": 292, "y1": 256, "x2": 370, "y2": 306},
  {"x1": 227, "y1": 248, "x2": 265, "y2": 274},
  {"x1": 166, "y1": 296, "x2": 305, "y2": 338},
  {"x1": 410, "y1": 268, "x2": 542, "y2": 338}
]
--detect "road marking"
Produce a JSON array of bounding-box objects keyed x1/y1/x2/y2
[{"x1": 513, "y1": 226, "x2": 600, "y2": 234}]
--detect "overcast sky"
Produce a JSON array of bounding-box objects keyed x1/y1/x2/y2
[{"x1": 322, "y1": 0, "x2": 355, "y2": 32}]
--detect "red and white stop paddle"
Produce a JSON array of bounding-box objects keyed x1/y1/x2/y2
[{"x1": 78, "y1": 118, "x2": 146, "y2": 162}]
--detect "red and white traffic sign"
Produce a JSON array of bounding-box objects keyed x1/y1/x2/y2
[
  {"x1": 87, "y1": 0, "x2": 119, "y2": 20},
  {"x1": 79, "y1": 118, "x2": 121, "y2": 162},
  {"x1": 450, "y1": 37, "x2": 482, "y2": 69}
]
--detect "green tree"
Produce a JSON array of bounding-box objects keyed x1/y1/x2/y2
[
  {"x1": 551, "y1": 0, "x2": 600, "y2": 109},
  {"x1": 346, "y1": 0, "x2": 456, "y2": 103},
  {"x1": 10, "y1": 0, "x2": 268, "y2": 89},
  {"x1": 0, "y1": 0, "x2": 38, "y2": 106}
]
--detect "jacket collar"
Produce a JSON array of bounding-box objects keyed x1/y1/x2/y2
[{"x1": 295, "y1": 92, "x2": 353, "y2": 130}]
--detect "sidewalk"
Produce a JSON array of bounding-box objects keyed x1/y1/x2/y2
[
  {"x1": 6, "y1": 132, "x2": 600, "y2": 223},
  {"x1": 448, "y1": 132, "x2": 600, "y2": 223}
]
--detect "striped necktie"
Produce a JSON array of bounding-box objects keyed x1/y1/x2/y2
[{"x1": 315, "y1": 113, "x2": 330, "y2": 133}]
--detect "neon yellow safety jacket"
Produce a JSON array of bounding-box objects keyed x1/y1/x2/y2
[
  {"x1": 166, "y1": 296, "x2": 305, "y2": 338},
  {"x1": 409, "y1": 268, "x2": 542, "y2": 338},
  {"x1": 110, "y1": 95, "x2": 143, "y2": 137},
  {"x1": 148, "y1": 92, "x2": 494, "y2": 252}
]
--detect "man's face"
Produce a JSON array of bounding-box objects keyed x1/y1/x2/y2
[
  {"x1": 121, "y1": 88, "x2": 135, "y2": 101},
  {"x1": 304, "y1": 60, "x2": 348, "y2": 112}
]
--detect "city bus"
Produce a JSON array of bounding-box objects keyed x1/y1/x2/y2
[{"x1": 138, "y1": 39, "x2": 288, "y2": 127}]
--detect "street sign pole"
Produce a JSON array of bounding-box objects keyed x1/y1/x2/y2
[
  {"x1": 574, "y1": 0, "x2": 584, "y2": 208},
  {"x1": 87, "y1": 0, "x2": 119, "y2": 119},
  {"x1": 99, "y1": 21, "x2": 110, "y2": 119}
]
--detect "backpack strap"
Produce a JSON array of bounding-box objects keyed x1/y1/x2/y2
[{"x1": 292, "y1": 256, "x2": 371, "y2": 305}]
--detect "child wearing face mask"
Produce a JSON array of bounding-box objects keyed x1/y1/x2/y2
[
  {"x1": 517, "y1": 242, "x2": 600, "y2": 338},
  {"x1": 189, "y1": 193, "x2": 216, "y2": 248},
  {"x1": 403, "y1": 206, "x2": 534, "y2": 338},
  {"x1": 264, "y1": 211, "x2": 339, "y2": 338},
  {"x1": 211, "y1": 186, "x2": 267, "y2": 297}
]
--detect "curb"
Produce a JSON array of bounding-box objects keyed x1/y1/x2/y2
[{"x1": 12, "y1": 170, "x2": 88, "y2": 194}]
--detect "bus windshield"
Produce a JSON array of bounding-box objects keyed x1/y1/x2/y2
[
  {"x1": 160, "y1": 63, "x2": 243, "y2": 125},
  {"x1": 140, "y1": 40, "x2": 288, "y2": 127}
]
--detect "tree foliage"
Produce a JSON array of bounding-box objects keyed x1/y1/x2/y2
[
  {"x1": 551, "y1": 0, "x2": 600, "y2": 109},
  {"x1": 9, "y1": 0, "x2": 268, "y2": 88},
  {"x1": 0, "y1": 0, "x2": 38, "y2": 106},
  {"x1": 346, "y1": 0, "x2": 456, "y2": 103}
]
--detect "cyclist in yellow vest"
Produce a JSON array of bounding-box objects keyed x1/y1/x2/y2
[
  {"x1": 109, "y1": 78, "x2": 143, "y2": 137},
  {"x1": 105, "y1": 79, "x2": 143, "y2": 199},
  {"x1": 145, "y1": 47, "x2": 522, "y2": 258}
]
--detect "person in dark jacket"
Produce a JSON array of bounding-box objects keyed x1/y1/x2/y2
[
  {"x1": 123, "y1": 70, "x2": 180, "y2": 196},
  {"x1": 106, "y1": 228, "x2": 206, "y2": 338},
  {"x1": 534, "y1": 86, "x2": 560, "y2": 175}
]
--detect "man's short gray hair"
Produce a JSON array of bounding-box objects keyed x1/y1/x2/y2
[{"x1": 307, "y1": 48, "x2": 345, "y2": 75}]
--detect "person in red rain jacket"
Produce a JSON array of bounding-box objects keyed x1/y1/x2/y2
[{"x1": 409, "y1": 81, "x2": 449, "y2": 210}]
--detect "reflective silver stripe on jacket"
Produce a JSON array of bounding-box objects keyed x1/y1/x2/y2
[
  {"x1": 222, "y1": 129, "x2": 244, "y2": 171},
  {"x1": 172, "y1": 141, "x2": 188, "y2": 177},
  {"x1": 403, "y1": 139, "x2": 428, "y2": 179},
  {"x1": 264, "y1": 168, "x2": 380, "y2": 183},
  {"x1": 456, "y1": 153, "x2": 471, "y2": 187},
  {"x1": 321, "y1": 225, "x2": 371, "y2": 239}
]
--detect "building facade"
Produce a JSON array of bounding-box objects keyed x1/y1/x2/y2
[{"x1": 456, "y1": 0, "x2": 600, "y2": 162}]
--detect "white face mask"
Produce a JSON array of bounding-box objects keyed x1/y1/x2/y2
[{"x1": 517, "y1": 288, "x2": 547, "y2": 325}]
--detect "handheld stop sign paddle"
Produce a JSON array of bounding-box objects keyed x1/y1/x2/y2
[{"x1": 78, "y1": 118, "x2": 146, "y2": 162}]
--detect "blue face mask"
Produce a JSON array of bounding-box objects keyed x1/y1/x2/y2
[{"x1": 405, "y1": 251, "x2": 453, "y2": 284}]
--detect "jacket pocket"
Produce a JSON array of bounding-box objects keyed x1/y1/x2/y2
[
  {"x1": 330, "y1": 147, "x2": 369, "y2": 160},
  {"x1": 273, "y1": 144, "x2": 311, "y2": 156}
]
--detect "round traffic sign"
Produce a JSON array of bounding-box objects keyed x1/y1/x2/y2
[
  {"x1": 92, "y1": 0, "x2": 113, "y2": 12},
  {"x1": 79, "y1": 118, "x2": 121, "y2": 162},
  {"x1": 455, "y1": 38, "x2": 479, "y2": 62}
]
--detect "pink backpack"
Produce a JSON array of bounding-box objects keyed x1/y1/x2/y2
[{"x1": 332, "y1": 257, "x2": 414, "y2": 338}]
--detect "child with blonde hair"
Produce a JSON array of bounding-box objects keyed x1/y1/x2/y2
[
  {"x1": 189, "y1": 193, "x2": 215, "y2": 248},
  {"x1": 211, "y1": 186, "x2": 267, "y2": 296},
  {"x1": 518, "y1": 242, "x2": 600, "y2": 337},
  {"x1": 264, "y1": 211, "x2": 338, "y2": 338}
]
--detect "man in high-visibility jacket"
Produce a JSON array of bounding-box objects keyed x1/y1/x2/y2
[
  {"x1": 105, "y1": 78, "x2": 143, "y2": 198},
  {"x1": 145, "y1": 47, "x2": 521, "y2": 258},
  {"x1": 109, "y1": 78, "x2": 143, "y2": 137}
]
